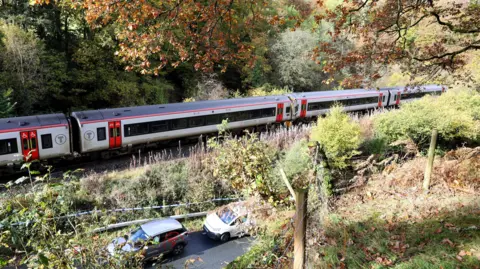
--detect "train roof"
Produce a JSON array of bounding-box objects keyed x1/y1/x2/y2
[
  {"x1": 0, "y1": 113, "x2": 68, "y2": 131},
  {"x1": 72, "y1": 95, "x2": 291, "y2": 123},
  {"x1": 379, "y1": 84, "x2": 444, "y2": 92},
  {"x1": 290, "y1": 89, "x2": 380, "y2": 99}
]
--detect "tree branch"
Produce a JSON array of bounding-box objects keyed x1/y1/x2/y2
[
  {"x1": 430, "y1": 11, "x2": 480, "y2": 34},
  {"x1": 348, "y1": 0, "x2": 369, "y2": 13},
  {"x1": 413, "y1": 41, "x2": 480, "y2": 62}
]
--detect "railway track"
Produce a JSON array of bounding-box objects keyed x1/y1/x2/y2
[{"x1": 0, "y1": 140, "x2": 201, "y2": 184}]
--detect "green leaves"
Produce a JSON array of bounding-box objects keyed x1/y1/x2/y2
[
  {"x1": 206, "y1": 132, "x2": 279, "y2": 200},
  {"x1": 374, "y1": 90, "x2": 480, "y2": 149},
  {"x1": 311, "y1": 105, "x2": 362, "y2": 169}
]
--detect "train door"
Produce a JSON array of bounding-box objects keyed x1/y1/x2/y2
[
  {"x1": 378, "y1": 93, "x2": 383, "y2": 107},
  {"x1": 108, "y1": 121, "x2": 122, "y2": 149},
  {"x1": 276, "y1": 103, "x2": 284, "y2": 122},
  {"x1": 300, "y1": 99, "x2": 307, "y2": 118},
  {"x1": 395, "y1": 92, "x2": 401, "y2": 105},
  {"x1": 20, "y1": 130, "x2": 39, "y2": 161}
]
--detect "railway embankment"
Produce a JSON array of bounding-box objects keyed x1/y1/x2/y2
[{"x1": 1, "y1": 89, "x2": 479, "y2": 268}]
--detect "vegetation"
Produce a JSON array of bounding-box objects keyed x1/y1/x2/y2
[
  {"x1": 316, "y1": 0, "x2": 480, "y2": 87},
  {"x1": 311, "y1": 105, "x2": 362, "y2": 169},
  {"x1": 206, "y1": 129, "x2": 285, "y2": 202},
  {"x1": 374, "y1": 90, "x2": 480, "y2": 148}
]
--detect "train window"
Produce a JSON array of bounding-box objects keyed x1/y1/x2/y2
[
  {"x1": 170, "y1": 118, "x2": 188, "y2": 130},
  {"x1": 31, "y1": 138, "x2": 37, "y2": 149},
  {"x1": 0, "y1": 138, "x2": 18, "y2": 155},
  {"x1": 97, "y1": 127, "x2": 106, "y2": 141},
  {"x1": 382, "y1": 95, "x2": 386, "y2": 103},
  {"x1": 23, "y1": 139, "x2": 29, "y2": 150},
  {"x1": 236, "y1": 111, "x2": 251, "y2": 121},
  {"x1": 41, "y1": 134, "x2": 53, "y2": 149},
  {"x1": 206, "y1": 115, "x2": 220, "y2": 125},
  {"x1": 223, "y1": 113, "x2": 236, "y2": 122},
  {"x1": 286, "y1": 107, "x2": 291, "y2": 114},
  {"x1": 394, "y1": 94, "x2": 397, "y2": 101},
  {"x1": 262, "y1": 108, "x2": 276, "y2": 117},
  {"x1": 308, "y1": 101, "x2": 334, "y2": 111},
  {"x1": 189, "y1": 117, "x2": 205, "y2": 128},
  {"x1": 340, "y1": 97, "x2": 378, "y2": 106},
  {"x1": 150, "y1": 121, "x2": 168, "y2": 133},
  {"x1": 124, "y1": 123, "x2": 149, "y2": 137},
  {"x1": 116, "y1": 127, "x2": 121, "y2": 137},
  {"x1": 403, "y1": 92, "x2": 427, "y2": 99}
]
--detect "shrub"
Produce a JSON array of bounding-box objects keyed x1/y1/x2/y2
[
  {"x1": 310, "y1": 105, "x2": 362, "y2": 169},
  {"x1": 279, "y1": 139, "x2": 314, "y2": 189},
  {"x1": 373, "y1": 89, "x2": 480, "y2": 148},
  {"x1": 206, "y1": 132, "x2": 282, "y2": 201}
]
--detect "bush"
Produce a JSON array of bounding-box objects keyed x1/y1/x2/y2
[
  {"x1": 373, "y1": 89, "x2": 480, "y2": 148},
  {"x1": 279, "y1": 139, "x2": 314, "y2": 189},
  {"x1": 206, "y1": 132, "x2": 283, "y2": 201},
  {"x1": 311, "y1": 105, "x2": 362, "y2": 169}
]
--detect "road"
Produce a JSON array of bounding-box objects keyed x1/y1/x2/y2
[{"x1": 149, "y1": 231, "x2": 254, "y2": 269}]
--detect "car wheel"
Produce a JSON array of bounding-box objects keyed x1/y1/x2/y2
[
  {"x1": 172, "y1": 244, "x2": 185, "y2": 255},
  {"x1": 220, "y1": 233, "x2": 230, "y2": 242}
]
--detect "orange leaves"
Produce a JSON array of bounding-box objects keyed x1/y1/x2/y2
[{"x1": 75, "y1": 0, "x2": 271, "y2": 73}]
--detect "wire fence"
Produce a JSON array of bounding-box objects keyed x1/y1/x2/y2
[{"x1": 4, "y1": 197, "x2": 240, "y2": 228}]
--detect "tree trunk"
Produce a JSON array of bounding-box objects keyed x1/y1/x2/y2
[
  {"x1": 294, "y1": 189, "x2": 307, "y2": 269},
  {"x1": 423, "y1": 129, "x2": 438, "y2": 192},
  {"x1": 64, "y1": 14, "x2": 70, "y2": 61}
]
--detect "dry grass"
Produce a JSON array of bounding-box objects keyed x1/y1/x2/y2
[{"x1": 334, "y1": 147, "x2": 479, "y2": 223}]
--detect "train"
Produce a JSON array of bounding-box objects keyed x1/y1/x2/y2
[{"x1": 0, "y1": 85, "x2": 446, "y2": 172}]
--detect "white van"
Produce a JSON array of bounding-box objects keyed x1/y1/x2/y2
[{"x1": 202, "y1": 202, "x2": 250, "y2": 242}]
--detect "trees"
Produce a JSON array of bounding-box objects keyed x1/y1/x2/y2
[
  {"x1": 0, "y1": 23, "x2": 43, "y2": 114},
  {"x1": 271, "y1": 29, "x2": 325, "y2": 91},
  {"x1": 0, "y1": 89, "x2": 15, "y2": 117},
  {"x1": 40, "y1": 0, "x2": 275, "y2": 75},
  {"x1": 314, "y1": 0, "x2": 480, "y2": 86}
]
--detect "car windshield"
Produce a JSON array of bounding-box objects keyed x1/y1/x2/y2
[
  {"x1": 217, "y1": 206, "x2": 237, "y2": 224},
  {"x1": 130, "y1": 227, "x2": 149, "y2": 243}
]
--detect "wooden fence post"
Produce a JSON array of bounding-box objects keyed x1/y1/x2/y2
[
  {"x1": 423, "y1": 129, "x2": 438, "y2": 192},
  {"x1": 294, "y1": 189, "x2": 308, "y2": 269}
]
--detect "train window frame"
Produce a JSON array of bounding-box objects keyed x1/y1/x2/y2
[
  {"x1": 97, "y1": 127, "x2": 106, "y2": 141},
  {"x1": 150, "y1": 120, "x2": 168, "y2": 133},
  {"x1": 41, "y1": 134, "x2": 53, "y2": 149},
  {"x1": 189, "y1": 117, "x2": 205, "y2": 128},
  {"x1": 170, "y1": 118, "x2": 188, "y2": 130},
  {"x1": 122, "y1": 107, "x2": 279, "y2": 137},
  {"x1": 31, "y1": 137, "x2": 37, "y2": 149},
  {"x1": 206, "y1": 115, "x2": 220, "y2": 125},
  {"x1": 0, "y1": 138, "x2": 18, "y2": 155},
  {"x1": 23, "y1": 138, "x2": 29, "y2": 150}
]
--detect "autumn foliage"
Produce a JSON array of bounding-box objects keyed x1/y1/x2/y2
[
  {"x1": 314, "y1": 0, "x2": 480, "y2": 87},
  {"x1": 36, "y1": 0, "x2": 275, "y2": 74}
]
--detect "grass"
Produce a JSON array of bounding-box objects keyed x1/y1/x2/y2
[{"x1": 317, "y1": 205, "x2": 480, "y2": 268}]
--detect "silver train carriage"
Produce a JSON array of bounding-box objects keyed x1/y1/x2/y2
[
  {"x1": 0, "y1": 84, "x2": 446, "y2": 168},
  {"x1": 71, "y1": 95, "x2": 292, "y2": 154},
  {"x1": 0, "y1": 114, "x2": 71, "y2": 167}
]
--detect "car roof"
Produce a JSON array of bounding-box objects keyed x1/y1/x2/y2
[
  {"x1": 0, "y1": 113, "x2": 67, "y2": 131},
  {"x1": 140, "y1": 218, "x2": 183, "y2": 237},
  {"x1": 228, "y1": 201, "x2": 248, "y2": 216},
  {"x1": 71, "y1": 95, "x2": 291, "y2": 123}
]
